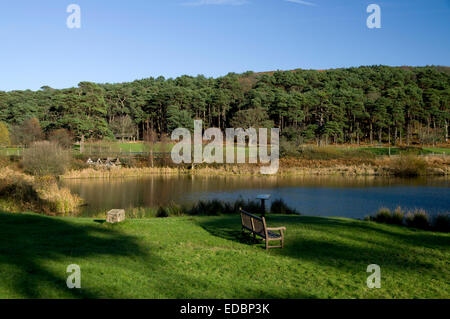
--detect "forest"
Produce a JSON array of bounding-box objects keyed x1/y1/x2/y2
[{"x1": 0, "y1": 65, "x2": 449, "y2": 146}]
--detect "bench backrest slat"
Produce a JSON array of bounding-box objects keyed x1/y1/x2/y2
[
  {"x1": 240, "y1": 208, "x2": 268, "y2": 237},
  {"x1": 252, "y1": 217, "x2": 265, "y2": 235},
  {"x1": 241, "y1": 213, "x2": 254, "y2": 231}
]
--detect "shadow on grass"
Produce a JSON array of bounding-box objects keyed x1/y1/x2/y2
[
  {"x1": 0, "y1": 212, "x2": 151, "y2": 298},
  {"x1": 279, "y1": 217, "x2": 450, "y2": 273},
  {"x1": 198, "y1": 214, "x2": 450, "y2": 272},
  {"x1": 0, "y1": 212, "x2": 300, "y2": 299},
  {"x1": 198, "y1": 218, "x2": 263, "y2": 247},
  {"x1": 295, "y1": 215, "x2": 450, "y2": 254}
]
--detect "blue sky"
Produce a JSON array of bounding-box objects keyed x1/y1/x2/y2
[{"x1": 0, "y1": 0, "x2": 449, "y2": 91}]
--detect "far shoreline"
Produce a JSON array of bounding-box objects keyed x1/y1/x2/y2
[{"x1": 60, "y1": 155, "x2": 450, "y2": 179}]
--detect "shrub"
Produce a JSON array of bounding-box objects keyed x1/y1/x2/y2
[
  {"x1": 298, "y1": 146, "x2": 341, "y2": 160},
  {"x1": 432, "y1": 214, "x2": 450, "y2": 232},
  {"x1": 280, "y1": 138, "x2": 300, "y2": 157},
  {"x1": 391, "y1": 155, "x2": 428, "y2": 177},
  {"x1": 48, "y1": 128, "x2": 74, "y2": 149},
  {"x1": 156, "y1": 206, "x2": 169, "y2": 218},
  {"x1": 270, "y1": 198, "x2": 298, "y2": 215},
  {"x1": 10, "y1": 118, "x2": 43, "y2": 146},
  {"x1": 69, "y1": 158, "x2": 89, "y2": 171},
  {"x1": 0, "y1": 121, "x2": 10, "y2": 147},
  {"x1": 405, "y1": 209, "x2": 430, "y2": 230},
  {"x1": 22, "y1": 141, "x2": 71, "y2": 176}
]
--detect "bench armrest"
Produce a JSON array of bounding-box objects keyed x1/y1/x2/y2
[{"x1": 267, "y1": 227, "x2": 286, "y2": 232}]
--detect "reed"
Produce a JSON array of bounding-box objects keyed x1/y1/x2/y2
[
  {"x1": 405, "y1": 209, "x2": 430, "y2": 230},
  {"x1": 368, "y1": 207, "x2": 449, "y2": 232},
  {"x1": 0, "y1": 167, "x2": 82, "y2": 215},
  {"x1": 115, "y1": 198, "x2": 299, "y2": 219}
]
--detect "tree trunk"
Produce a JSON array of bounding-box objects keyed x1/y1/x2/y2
[
  {"x1": 370, "y1": 121, "x2": 373, "y2": 144},
  {"x1": 80, "y1": 135, "x2": 85, "y2": 154},
  {"x1": 356, "y1": 123, "x2": 360, "y2": 145},
  {"x1": 388, "y1": 126, "x2": 391, "y2": 156},
  {"x1": 445, "y1": 120, "x2": 448, "y2": 143},
  {"x1": 406, "y1": 122, "x2": 410, "y2": 146}
]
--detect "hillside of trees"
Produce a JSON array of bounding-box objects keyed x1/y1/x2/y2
[{"x1": 0, "y1": 65, "x2": 449, "y2": 146}]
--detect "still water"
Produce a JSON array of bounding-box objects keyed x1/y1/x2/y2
[{"x1": 61, "y1": 175, "x2": 450, "y2": 218}]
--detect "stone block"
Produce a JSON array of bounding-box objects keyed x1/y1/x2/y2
[{"x1": 106, "y1": 209, "x2": 125, "y2": 223}]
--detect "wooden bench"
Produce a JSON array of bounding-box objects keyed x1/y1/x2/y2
[{"x1": 239, "y1": 208, "x2": 286, "y2": 249}]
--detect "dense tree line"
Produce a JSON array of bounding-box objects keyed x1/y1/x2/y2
[{"x1": 0, "y1": 65, "x2": 448, "y2": 146}]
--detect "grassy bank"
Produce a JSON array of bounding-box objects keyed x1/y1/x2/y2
[{"x1": 0, "y1": 212, "x2": 448, "y2": 298}]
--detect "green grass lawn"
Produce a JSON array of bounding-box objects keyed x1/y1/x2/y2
[{"x1": 0, "y1": 212, "x2": 448, "y2": 299}]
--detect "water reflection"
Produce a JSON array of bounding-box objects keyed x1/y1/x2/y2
[{"x1": 61, "y1": 175, "x2": 450, "y2": 218}]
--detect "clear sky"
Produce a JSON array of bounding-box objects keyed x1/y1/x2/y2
[{"x1": 0, "y1": 0, "x2": 449, "y2": 91}]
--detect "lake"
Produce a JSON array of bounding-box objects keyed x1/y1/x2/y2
[{"x1": 61, "y1": 175, "x2": 450, "y2": 219}]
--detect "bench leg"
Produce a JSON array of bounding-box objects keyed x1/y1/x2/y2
[{"x1": 265, "y1": 240, "x2": 269, "y2": 250}]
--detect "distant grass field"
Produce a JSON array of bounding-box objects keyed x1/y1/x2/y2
[
  {"x1": 79, "y1": 142, "x2": 449, "y2": 158},
  {"x1": 0, "y1": 212, "x2": 448, "y2": 298},
  {"x1": 73, "y1": 142, "x2": 250, "y2": 157},
  {"x1": 2, "y1": 142, "x2": 448, "y2": 159},
  {"x1": 422, "y1": 147, "x2": 450, "y2": 155},
  {"x1": 346, "y1": 146, "x2": 450, "y2": 156},
  {"x1": 356, "y1": 147, "x2": 402, "y2": 156},
  {"x1": 0, "y1": 147, "x2": 22, "y2": 156},
  {"x1": 73, "y1": 142, "x2": 173, "y2": 154}
]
